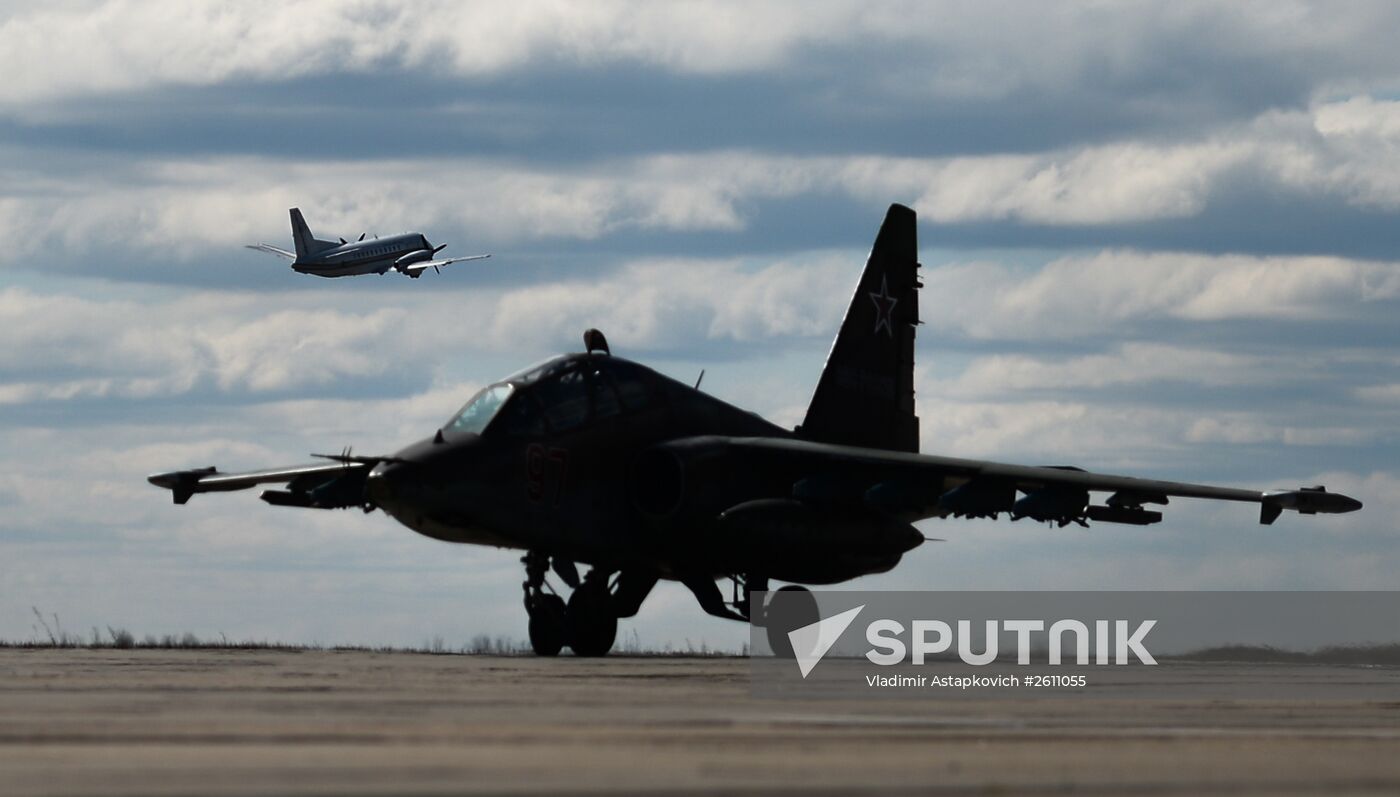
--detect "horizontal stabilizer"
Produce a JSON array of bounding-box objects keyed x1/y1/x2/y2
[{"x1": 245, "y1": 243, "x2": 295, "y2": 260}]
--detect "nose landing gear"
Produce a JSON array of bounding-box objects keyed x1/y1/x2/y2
[
  {"x1": 521, "y1": 552, "x2": 627, "y2": 657},
  {"x1": 522, "y1": 552, "x2": 567, "y2": 656}
]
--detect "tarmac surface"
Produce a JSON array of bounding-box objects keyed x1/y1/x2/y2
[{"x1": 3, "y1": 648, "x2": 1400, "y2": 796}]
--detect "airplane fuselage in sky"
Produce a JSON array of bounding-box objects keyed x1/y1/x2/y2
[
  {"x1": 246, "y1": 208, "x2": 489, "y2": 279},
  {"x1": 293, "y1": 232, "x2": 434, "y2": 278}
]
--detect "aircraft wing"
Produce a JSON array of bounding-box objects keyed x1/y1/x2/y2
[
  {"x1": 246, "y1": 243, "x2": 296, "y2": 259},
  {"x1": 401, "y1": 253, "x2": 490, "y2": 277},
  {"x1": 147, "y1": 459, "x2": 379, "y2": 509},
  {"x1": 669, "y1": 436, "x2": 1363, "y2": 526}
]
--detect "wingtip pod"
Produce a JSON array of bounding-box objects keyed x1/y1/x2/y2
[
  {"x1": 1260, "y1": 486, "x2": 1363, "y2": 524},
  {"x1": 147, "y1": 467, "x2": 217, "y2": 505}
]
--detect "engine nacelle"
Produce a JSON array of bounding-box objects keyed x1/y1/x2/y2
[
  {"x1": 394, "y1": 249, "x2": 434, "y2": 268},
  {"x1": 628, "y1": 440, "x2": 925, "y2": 582},
  {"x1": 716, "y1": 498, "x2": 923, "y2": 583},
  {"x1": 629, "y1": 438, "x2": 753, "y2": 519}
]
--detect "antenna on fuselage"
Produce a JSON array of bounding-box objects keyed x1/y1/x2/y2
[
  {"x1": 583, "y1": 328, "x2": 610, "y2": 355},
  {"x1": 694, "y1": 369, "x2": 705, "y2": 390}
]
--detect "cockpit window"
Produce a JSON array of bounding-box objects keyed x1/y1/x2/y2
[
  {"x1": 445, "y1": 383, "x2": 514, "y2": 435},
  {"x1": 589, "y1": 367, "x2": 621, "y2": 419},
  {"x1": 593, "y1": 358, "x2": 655, "y2": 411},
  {"x1": 496, "y1": 390, "x2": 545, "y2": 437},
  {"x1": 535, "y1": 367, "x2": 590, "y2": 432},
  {"x1": 502, "y1": 356, "x2": 572, "y2": 386}
]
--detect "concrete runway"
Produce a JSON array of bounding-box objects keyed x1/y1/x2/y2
[{"x1": 3, "y1": 649, "x2": 1400, "y2": 796}]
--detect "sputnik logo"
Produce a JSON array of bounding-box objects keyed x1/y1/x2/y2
[{"x1": 788, "y1": 605, "x2": 865, "y2": 678}]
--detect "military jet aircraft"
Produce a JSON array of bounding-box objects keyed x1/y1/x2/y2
[
  {"x1": 152, "y1": 204, "x2": 1362, "y2": 656},
  {"x1": 246, "y1": 208, "x2": 490, "y2": 278}
]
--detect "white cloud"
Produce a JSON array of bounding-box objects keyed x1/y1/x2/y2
[
  {"x1": 488, "y1": 254, "x2": 853, "y2": 352},
  {"x1": 5, "y1": 108, "x2": 1400, "y2": 269},
  {"x1": 910, "y1": 142, "x2": 1249, "y2": 225},
  {"x1": 15, "y1": 87, "x2": 1400, "y2": 265},
  {"x1": 948, "y1": 343, "x2": 1286, "y2": 397},
  {"x1": 923, "y1": 249, "x2": 1400, "y2": 340},
  {"x1": 8, "y1": 1, "x2": 1400, "y2": 108},
  {"x1": 1313, "y1": 96, "x2": 1400, "y2": 138},
  {"x1": 0, "y1": 0, "x2": 865, "y2": 105},
  {"x1": 0, "y1": 252, "x2": 857, "y2": 407},
  {"x1": 0, "y1": 153, "x2": 820, "y2": 267},
  {"x1": 918, "y1": 387, "x2": 1375, "y2": 466},
  {"x1": 0, "y1": 287, "x2": 442, "y2": 399},
  {"x1": 1355, "y1": 383, "x2": 1400, "y2": 403}
]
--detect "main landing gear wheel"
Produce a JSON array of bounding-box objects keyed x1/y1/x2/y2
[
  {"x1": 764, "y1": 584, "x2": 819, "y2": 660},
  {"x1": 566, "y1": 581, "x2": 618, "y2": 657},
  {"x1": 526, "y1": 593, "x2": 567, "y2": 657}
]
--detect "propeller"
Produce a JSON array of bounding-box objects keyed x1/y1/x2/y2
[{"x1": 420, "y1": 242, "x2": 447, "y2": 274}]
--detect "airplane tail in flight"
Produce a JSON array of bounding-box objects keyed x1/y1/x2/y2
[
  {"x1": 798, "y1": 203, "x2": 921, "y2": 453},
  {"x1": 289, "y1": 208, "x2": 339, "y2": 259}
]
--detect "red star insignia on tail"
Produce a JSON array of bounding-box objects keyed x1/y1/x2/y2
[{"x1": 869, "y1": 275, "x2": 898, "y2": 338}]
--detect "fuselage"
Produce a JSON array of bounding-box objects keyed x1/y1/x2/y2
[
  {"x1": 294, "y1": 233, "x2": 430, "y2": 278},
  {"x1": 364, "y1": 353, "x2": 921, "y2": 585}
]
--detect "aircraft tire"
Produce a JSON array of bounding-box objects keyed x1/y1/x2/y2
[
  {"x1": 764, "y1": 585, "x2": 818, "y2": 659},
  {"x1": 566, "y1": 585, "x2": 617, "y2": 657},
  {"x1": 527, "y1": 594, "x2": 567, "y2": 657}
]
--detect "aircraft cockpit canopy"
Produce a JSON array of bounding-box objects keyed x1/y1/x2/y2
[
  {"x1": 445, "y1": 383, "x2": 514, "y2": 435},
  {"x1": 446, "y1": 354, "x2": 661, "y2": 438}
]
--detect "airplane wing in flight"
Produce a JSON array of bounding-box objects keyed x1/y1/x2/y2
[
  {"x1": 245, "y1": 243, "x2": 296, "y2": 259},
  {"x1": 400, "y1": 253, "x2": 491, "y2": 277}
]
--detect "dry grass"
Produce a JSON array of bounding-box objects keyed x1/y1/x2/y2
[
  {"x1": 5, "y1": 606, "x2": 743, "y2": 657},
  {"x1": 1169, "y1": 643, "x2": 1400, "y2": 665}
]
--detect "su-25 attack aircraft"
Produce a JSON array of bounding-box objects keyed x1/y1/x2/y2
[
  {"x1": 246, "y1": 208, "x2": 490, "y2": 278},
  {"x1": 152, "y1": 204, "x2": 1362, "y2": 657}
]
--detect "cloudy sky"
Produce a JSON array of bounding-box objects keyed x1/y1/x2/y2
[{"x1": 2, "y1": 0, "x2": 1397, "y2": 649}]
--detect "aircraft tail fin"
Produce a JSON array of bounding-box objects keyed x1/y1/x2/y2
[
  {"x1": 798, "y1": 204, "x2": 920, "y2": 453},
  {"x1": 288, "y1": 208, "x2": 337, "y2": 258}
]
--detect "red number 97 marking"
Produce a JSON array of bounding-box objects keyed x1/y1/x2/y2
[
  {"x1": 526, "y1": 444, "x2": 569, "y2": 505},
  {"x1": 526, "y1": 444, "x2": 546, "y2": 502}
]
